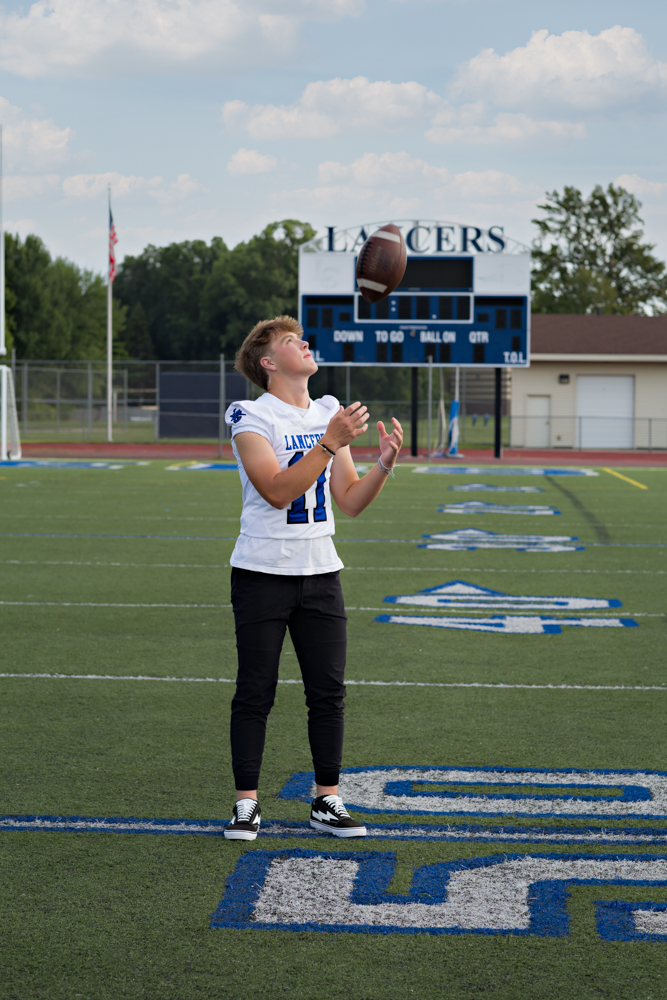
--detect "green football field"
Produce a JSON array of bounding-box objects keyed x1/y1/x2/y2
[{"x1": 1, "y1": 458, "x2": 665, "y2": 999}]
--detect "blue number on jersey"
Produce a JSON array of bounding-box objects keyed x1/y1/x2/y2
[{"x1": 286, "y1": 452, "x2": 327, "y2": 525}]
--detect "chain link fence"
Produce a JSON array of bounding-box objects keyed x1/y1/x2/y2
[{"x1": 10, "y1": 358, "x2": 664, "y2": 451}]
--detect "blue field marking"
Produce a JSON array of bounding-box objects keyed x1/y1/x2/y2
[
  {"x1": 413, "y1": 466, "x2": 599, "y2": 476},
  {"x1": 279, "y1": 766, "x2": 667, "y2": 820},
  {"x1": 382, "y1": 580, "x2": 622, "y2": 612},
  {"x1": 210, "y1": 849, "x2": 667, "y2": 936},
  {"x1": 448, "y1": 483, "x2": 546, "y2": 493},
  {"x1": 438, "y1": 501, "x2": 560, "y2": 515},
  {"x1": 166, "y1": 462, "x2": 238, "y2": 471},
  {"x1": 596, "y1": 901, "x2": 667, "y2": 941},
  {"x1": 376, "y1": 614, "x2": 637, "y2": 634},
  {"x1": 420, "y1": 528, "x2": 583, "y2": 551},
  {"x1": 0, "y1": 459, "x2": 129, "y2": 469}
]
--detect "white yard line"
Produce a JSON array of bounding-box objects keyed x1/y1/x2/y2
[
  {"x1": 1, "y1": 560, "x2": 664, "y2": 574},
  {"x1": 1, "y1": 672, "x2": 665, "y2": 691},
  {"x1": 0, "y1": 600, "x2": 232, "y2": 608},
  {"x1": 0, "y1": 599, "x2": 658, "y2": 617}
]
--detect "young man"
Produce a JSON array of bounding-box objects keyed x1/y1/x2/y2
[{"x1": 224, "y1": 315, "x2": 403, "y2": 841}]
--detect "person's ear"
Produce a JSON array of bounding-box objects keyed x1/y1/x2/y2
[{"x1": 260, "y1": 355, "x2": 277, "y2": 372}]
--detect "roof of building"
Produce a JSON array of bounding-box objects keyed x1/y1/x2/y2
[{"x1": 530, "y1": 314, "x2": 667, "y2": 356}]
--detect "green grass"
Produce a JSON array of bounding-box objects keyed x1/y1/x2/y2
[{"x1": 0, "y1": 460, "x2": 666, "y2": 998}]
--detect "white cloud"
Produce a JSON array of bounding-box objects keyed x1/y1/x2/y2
[
  {"x1": 453, "y1": 26, "x2": 667, "y2": 112},
  {"x1": 427, "y1": 111, "x2": 585, "y2": 144},
  {"x1": 223, "y1": 76, "x2": 583, "y2": 146},
  {"x1": 447, "y1": 170, "x2": 538, "y2": 200},
  {"x1": 227, "y1": 148, "x2": 277, "y2": 176},
  {"x1": 4, "y1": 174, "x2": 60, "y2": 200},
  {"x1": 62, "y1": 172, "x2": 157, "y2": 199},
  {"x1": 4, "y1": 218, "x2": 37, "y2": 237},
  {"x1": 273, "y1": 182, "x2": 420, "y2": 217},
  {"x1": 275, "y1": 152, "x2": 536, "y2": 221},
  {"x1": 0, "y1": 0, "x2": 364, "y2": 78},
  {"x1": 615, "y1": 173, "x2": 667, "y2": 198},
  {"x1": 318, "y1": 151, "x2": 448, "y2": 186},
  {"x1": 62, "y1": 171, "x2": 205, "y2": 201},
  {"x1": 223, "y1": 77, "x2": 443, "y2": 139},
  {"x1": 149, "y1": 173, "x2": 207, "y2": 202},
  {"x1": 0, "y1": 96, "x2": 72, "y2": 168}
]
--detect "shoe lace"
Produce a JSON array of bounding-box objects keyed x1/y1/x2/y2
[
  {"x1": 322, "y1": 795, "x2": 350, "y2": 818},
  {"x1": 235, "y1": 798, "x2": 257, "y2": 822}
]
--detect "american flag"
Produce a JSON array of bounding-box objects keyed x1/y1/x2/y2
[{"x1": 109, "y1": 206, "x2": 118, "y2": 283}]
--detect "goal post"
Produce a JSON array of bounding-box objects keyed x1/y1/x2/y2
[{"x1": 0, "y1": 364, "x2": 21, "y2": 460}]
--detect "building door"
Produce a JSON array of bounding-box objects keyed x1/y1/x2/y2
[
  {"x1": 526, "y1": 395, "x2": 551, "y2": 447},
  {"x1": 576, "y1": 375, "x2": 634, "y2": 449}
]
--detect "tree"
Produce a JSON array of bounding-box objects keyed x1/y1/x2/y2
[
  {"x1": 531, "y1": 183, "x2": 667, "y2": 314},
  {"x1": 201, "y1": 219, "x2": 316, "y2": 358},
  {"x1": 124, "y1": 302, "x2": 154, "y2": 360},
  {"x1": 114, "y1": 238, "x2": 227, "y2": 359},
  {"x1": 114, "y1": 221, "x2": 316, "y2": 360},
  {"x1": 5, "y1": 233, "x2": 126, "y2": 359}
]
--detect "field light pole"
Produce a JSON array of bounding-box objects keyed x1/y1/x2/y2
[{"x1": 494, "y1": 366, "x2": 503, "y2": 459}]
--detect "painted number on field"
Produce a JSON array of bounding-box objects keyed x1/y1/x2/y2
[
  {"x1": 419, "y1": 529, "x2": 583, "y2": 552},
  {"x1": 211, "y1": 849, "x2": 667, "y2": 938},
  {"x1": 382, "y1": 580, "x2": 622, "y2": 612},
  {"x1": 438, "y1": 501, "x2": 560, "y2": 515},
  {"x1": 279, "y1": 766, "x2": 667, "y2": 819},
  {"x1": 376, "y1": 614, "x2": 636, "y2": 634}
]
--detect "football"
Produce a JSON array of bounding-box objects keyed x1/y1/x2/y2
[{"x1": 355, "y1": 224, "x2": 407, "y2": 303}]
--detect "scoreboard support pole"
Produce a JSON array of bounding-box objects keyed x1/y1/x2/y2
[
  {"x1": 411, "y1": 367, "x2": 418, "y2": 457},
  {"x1": 494, "y1": 367, "x2": 503, "y2": 460}
]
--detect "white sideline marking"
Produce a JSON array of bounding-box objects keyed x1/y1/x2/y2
[{"x1": 1, "y1": 673, "x2": 666, "y2": 691}]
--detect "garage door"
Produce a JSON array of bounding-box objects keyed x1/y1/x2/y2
[{"x1": 576, "y1": 375, "x2": 634, "y2": 448}]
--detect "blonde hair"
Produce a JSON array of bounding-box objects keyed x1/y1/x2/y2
[{"x1": 234, "y1": 315, "x2": 303, "y2": 390}]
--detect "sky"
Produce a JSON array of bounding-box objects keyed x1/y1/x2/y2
[{"x1": 0, "y1": 0, "x2": 666, "y2": 273}]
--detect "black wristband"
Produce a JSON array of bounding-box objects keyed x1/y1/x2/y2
[{"x1": 318, "y1": 441, "x2": 336, "y2": 457}]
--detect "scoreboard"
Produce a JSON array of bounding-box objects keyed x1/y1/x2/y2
[{"x1": 298, "y1": 221, "x2": 531, "y2": 368}]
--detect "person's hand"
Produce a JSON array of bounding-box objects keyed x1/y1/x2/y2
[
  {"x1": 378, "y1": 417, "x2": 403, "y2": 469},
  {"x1": 321, "y1": 403, "x2": 369, "y2": 451}
]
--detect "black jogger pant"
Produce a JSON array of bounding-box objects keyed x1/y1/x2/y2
[{"x1": 230, "y1": 567, "x2": 347, "y2": 790}]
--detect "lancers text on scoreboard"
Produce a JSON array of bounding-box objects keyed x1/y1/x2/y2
[{"x1": 298, "y1": 221, "x2": 530, "y2": 369}]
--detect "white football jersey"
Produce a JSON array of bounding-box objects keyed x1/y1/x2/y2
[{"x1": 225, "y1": 392, "x2": 340, "y2": 540}]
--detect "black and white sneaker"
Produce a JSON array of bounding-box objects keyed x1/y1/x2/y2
[
  {"x1": 224, "y1": 798, "x2": 261, "y2": 841},
  {"x1": 310, "y1": 795, "x2": 367, "y2": 838}
]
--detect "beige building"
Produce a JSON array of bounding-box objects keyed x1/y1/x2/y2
[{"x1": 510, "y1": 315, "x2": 667, "y2": 450}]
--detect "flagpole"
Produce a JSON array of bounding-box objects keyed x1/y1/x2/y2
[
  {"x1": 107, "y1": 186, "x2": 113, "y2": 442},
  {"x1": 0, "y1": 124, "x2": 5, "y2": 357}
]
